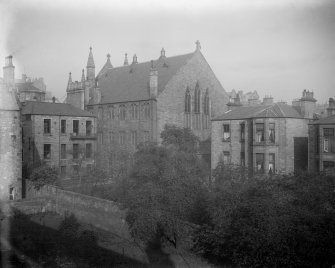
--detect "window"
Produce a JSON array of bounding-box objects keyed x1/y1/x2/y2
[
  {"x1": 143, "y1": 131, "x2": 150, "y2": 142},
  {"x1": 119, "y1": 105, "x2": 126, "y2": 120},
  {"x1": 86, "y1": 121, "x2": 92, "y2": 136},
  {"x1": 269, "y1": 153, "x2": 275, "y2": 173},
  {"x1": 194, "y1": 82, "x2": 201, "y2": 113},
  {"x1": 130, "y1": 104, "x2": 139, "y2": 120},
  {"x1": 269, "y1": 123, "x2": 275, "y2": 143},
  {"x1": 240, "y1": 123, "x2": 245, "y2": 141},
  {"x1": 223, "y1": 151, "x2": 230, "y2": 164},
  {"x1": 60, "y1": 166, "x2": 66, "y2": 177},
  {"x1": 98, "y1": 132, "x2": 103, "y2": 144},
  {"x1": 119, "y1": 131, "x2": 126, "y2": 145},
  {"x1": 144, "y1": 103, "x2": 151, "y2": 119},
  {"x1": 323, "y1": 128, "x2": 334, "y2": 153},
  {"x1": 86, "y1": 164, "x2": 93, "y2": 173},
  {"x1": 61, "y1": 144, "x2": 66, "y2": 159},
  {"x1": 110, "y1": 106, "x2": 115, "y2": 120},
  {"x1": 256, "y1": 153, "x2": 264, "y2": 172},
  {"x1": 61, "y1": 120, "x2": 66, "y2": 134},
  {"x1": 44, "y1": 119, "x2": 51, "y2": 134},
  {"x1": 240, "y1": 152, "x2": 245, "y2": 166},
  {"x1": 131, "y1": 131, "x2": 137, "y2": 146},
  {"x1": 86, "y1": 143, "x2": 92, "y2": 158},
  {"x1": 73, "y1": 144, "x2": 79, "y2": 159},
  {"x1": 43, "y1": 144, "x2": 51, "y2": 159},
  {"x1": 73, "y1": 165, "x2": 79, "y2": 174},
  {"x1": 256, "y1": 123, "x2": 264, "y2": 142},
  {"x1": 204, "y1": 89, "x2": 210, "y2": 115},
  {"x1": 73, "y1": 120, "x2": 79, "y2": 135},
  {"x1": 98, "y1": 107, "x2": 103, "y2": 120},
  {"x1": 323, "y1": 161, "x2": 335, "y2": 170},
  {"x1": 25, "y1": 114, "x2": 31, "y2": 121},
  {"x1": 223, "y1": 124, "x2": 230, "y2": 141},
  {"x1": 185, "y1": 87, "x2": 191, "y2": 113}
]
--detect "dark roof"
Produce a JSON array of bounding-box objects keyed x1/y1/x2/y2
[
  {"x1": 21, "y1": 101, "x2": 95, "y2": 117},
  {"x1": 16, "y1": 82, "x2": 44, "y2": 93},
  {"x1": 310, "y1": 114, "x2": 335, "y2": 125},
  {"x1": 212, "y1": 103, "x2": 304, "y2": 121},
  {"x1": 95, "y1": 52, "x2": 195, "y2": 104}
]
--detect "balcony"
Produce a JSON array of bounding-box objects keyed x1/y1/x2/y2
[{"x1": 70, "y1": 133, "x2": 97, "y2": 140}]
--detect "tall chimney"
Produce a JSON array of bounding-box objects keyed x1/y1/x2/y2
[
  {"x1": 3, "y1": 55, "x2": 15, "y2": 87},
  {"x1": 149, "y1": 60, "x2": 158, "y2": 98}
]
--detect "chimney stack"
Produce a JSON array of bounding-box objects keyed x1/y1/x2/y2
[
  {"x1": 149, "y1": 60, "x2": 158, "y2": 98},
  {"x1": 262, "y1": 95, "x2": 273, "y2": 105},
  {"x1": 124, "y1": 53, "x2": 129, "y2": 66},
  {"x1": 3, "y1": 55, "x2": 15, "y2": 87},
  {"x1": 132, "y1": 54, "x2": 138, "y2": 64}
]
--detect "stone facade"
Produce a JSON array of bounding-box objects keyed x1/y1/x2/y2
[
  {"x1": 211, "y1": 104, "x2": 310, "y2": 175},
  {"x1": 0, "y1": 56, "x2": 22, "y2": 200},
  {"x1": 308, "y1": 115, "x2": 335, "y2": 174},
  {"x1": 67, "y1": 43, "x2": 229, "y2": 172},
  {"x1": 21, "y1": 102, "x2": 97, "y2": 180}
]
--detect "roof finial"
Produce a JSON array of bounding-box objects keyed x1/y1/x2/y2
[
  {"x1": 68, "y1": 72, "x2": 72, "y2": 83},
  {"x1": 195, "y1": 40, "x2": 201, "y2": 51},
  {"x1": 124, "y1": 53, "x2": 129, "y2": 66},
  {"x1": 132, "y1": 54, "x2": 138, "y2": 64},
  {"x1": 81, "y1": 69, "x2": 85, "y2": 82},
  {"x1": 87, "y1": 46, "x2": 95, "y2": 68}
]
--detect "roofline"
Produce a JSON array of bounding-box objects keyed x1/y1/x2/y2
[
  {"x1": 87, "y1": 98, "x2": 157, "y2": 106},
  {"x1": 22, "y1": 112, "x2": 96, "y2": 117},
  {"x1": 211, "y1": 116, "x2": 306, "y2": 121}
]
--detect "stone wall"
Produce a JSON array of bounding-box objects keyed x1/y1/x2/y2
[{"x1": 26, "y1": 183, "x2": 129, "y2": 238}]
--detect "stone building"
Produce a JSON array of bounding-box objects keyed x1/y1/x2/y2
[
  {"x1": 0, "y1": 55, "x2": 22, "y2": 200},
  {"x1": 21, "y1": 101, "x2": 97, "y2": 180},
  {"x1": 308, "y1": 114, "x2": 335, "y2": 174},
  {"x1": 211, "y1": 102, "x2": 310, "y2": 175},
  {"x1": 16, "y1": 74, "x2": 47, "y2": 102},
  {"x1": 66, "y1": 42, "x2": 229, "y2": 171}
]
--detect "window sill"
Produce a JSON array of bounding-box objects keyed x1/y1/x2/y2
[{"x1": 222, "y1": 139, "x2": 231, "y2": 142}]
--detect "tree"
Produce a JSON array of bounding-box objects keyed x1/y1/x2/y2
[
  {"x1": 29, "y1": 164, "x2": 58, "y2": 190},
  {"x1": 192, "y1": 165, "x2": 335, "y2": 268},
  {"x1": 122, "y1": 125, "x2": 209, "y2": 248}
]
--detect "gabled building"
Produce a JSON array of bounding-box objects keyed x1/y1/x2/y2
[
  {"x1": 308, "y1": 115, "x2": 335, "y2": 174},
  {"x1": 211, "y1": 103, "x2": 310, "y2": 175},
  {"x1": 66, "y1": 42, "x2": 229, "y2": 171},
  {"x1": 21, "y1": 101, "x2": 97, "y2": 180}
]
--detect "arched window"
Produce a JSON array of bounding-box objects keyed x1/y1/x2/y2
[
  {"x1": 194, "y1": 82, "x2": 201, "y2": 113},
  {"x1": 185, "y1": 87, "x2": 191, "y2": 113},
  {"x1": 204, "y1": 88, "x2": 210, "y2": 115}
]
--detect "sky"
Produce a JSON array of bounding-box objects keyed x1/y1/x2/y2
[{"x1": 1, "y1": 0, "x2": 334, "y2": 103}]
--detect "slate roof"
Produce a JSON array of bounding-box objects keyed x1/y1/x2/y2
[
  {"x1": 212, "y1": 103, "x2": 304, "y2": 121},
  {"x1": 310, "y1": 114, "x2": 335, "y2": 125},
  {"x1": 95, "y1": 52, "x2": 194, "y2": 104},
  {"x1": 16, "y1": 82, "x2": 44, "y2": 93},
  {"x1": 21, "y1": 101, "x2": 95, "y2": 117}
]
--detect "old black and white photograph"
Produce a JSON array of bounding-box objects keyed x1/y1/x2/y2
[{"x1": 0, "y1": 0, "x2": 335, "y2": 267}]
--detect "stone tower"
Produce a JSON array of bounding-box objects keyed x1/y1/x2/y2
[
  {"x1": 0, "y1": 55, "x2": 22, "y2": 200},
  {"x1": 66, "y1": 47, "x2": 97, "y2": 110}
]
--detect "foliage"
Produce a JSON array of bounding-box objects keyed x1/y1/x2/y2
[
  {"x1": 123, "y1": 125, "x2": 209, "y2": 248},
  {"x1": 29, "y1": 164, "x2": 59, "y2": 189},
  {"x1": 192, "y1": 165, "x2": 335, "y2": 267}
]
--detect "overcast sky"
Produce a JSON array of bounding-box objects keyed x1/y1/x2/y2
[{"x1": 1, "y1": 0, "x2": 334, "y2": 103}]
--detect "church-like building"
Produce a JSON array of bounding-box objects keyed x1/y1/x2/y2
[{"x1": 66, "y1": 41, "x2": 229, "y2": 171}]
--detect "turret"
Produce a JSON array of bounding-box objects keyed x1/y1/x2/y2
[{"x1": 86, "y1": 47, "x2": 95, "y2": 81}]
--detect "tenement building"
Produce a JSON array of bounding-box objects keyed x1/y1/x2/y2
[
  {"x1": 0, "y1": 55, "x2": 22, "y2": 200},
  {"x1": 308, "y1": 114, "x2": 335, "y2": 174},
  {"x1": 211, "y1": 102, "x2": 311, "y2": 175},
  {"x1": 21, "y1": 101, "x2": 97, "y2": 179},
  {"x1": 66, "y1": 41, "x2": 229, "y2": 171}
]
